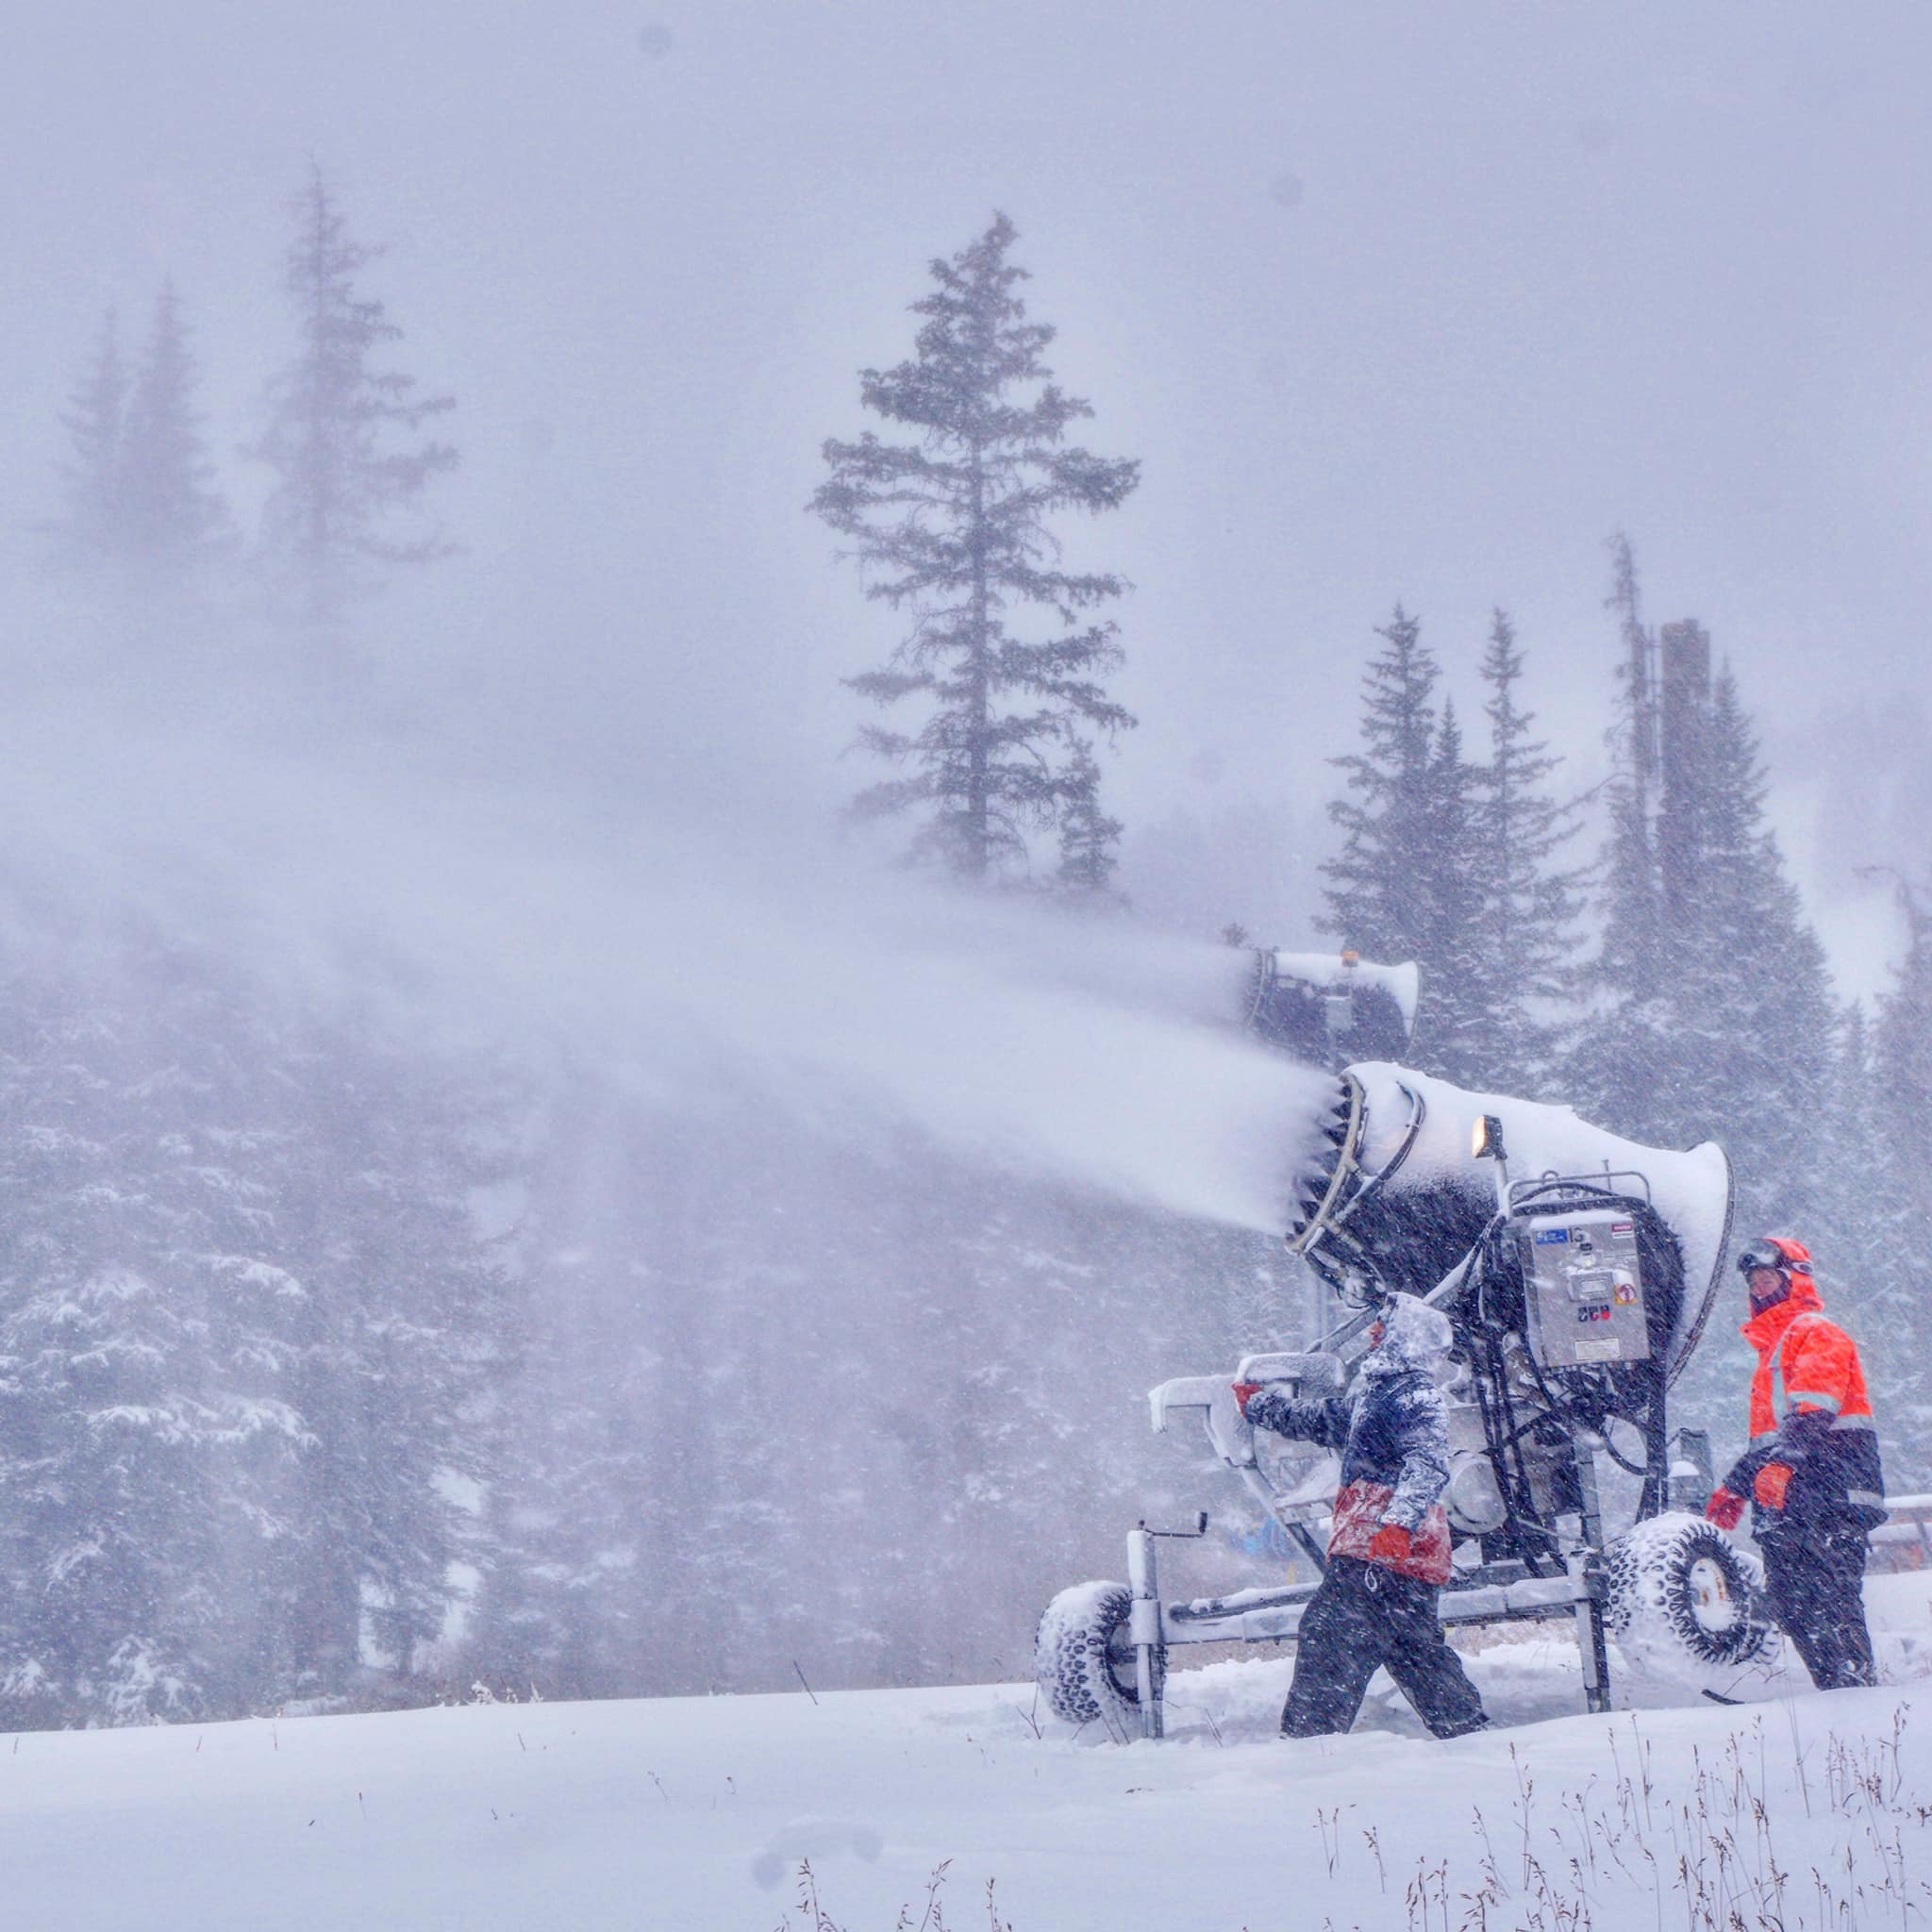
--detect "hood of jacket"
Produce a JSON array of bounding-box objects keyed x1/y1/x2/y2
[
  {"x1": 1740, "y1": 1274, "x2": 1825, "y2": 1356},
  {"x1": 1361, "y1": 1291, "x2": 1454, "y2": 1376}
]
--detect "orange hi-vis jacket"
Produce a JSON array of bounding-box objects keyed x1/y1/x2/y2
[{"x1": 1723, "y1": 1279, "x2": 1886, "y2": 1538}]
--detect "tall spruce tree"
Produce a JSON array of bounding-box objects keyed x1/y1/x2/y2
[
  {"x1": 1874, "y1": 882, "x2": 1932, "y2": 1258},
  {"x1": 1562, "y1": 539, "x2": 1838, "y2": 1234},
  {"x1": 1867, "y1": 888, "x2": 1932, "y2": 1473},
  {"x1": 812, "y1": 214, "x2": 1139, "y2": 882},
  {"x1": 1572, "y1": 538, "x2": 1673, "y2": 1130},
  {"x1": 1662, "y1": 668, "x2": 1835, "y2": 1225},
  {"x1": 1566, "y1": 561, "x2": 1840, "y2": 1425},
  {"x1": 1318, "y1": 606, "x2": 1442, "y2": 966},
  {"x1": 119, "y1": 281, "x2": 229, "y2": 570},
  {"x1": 1580, "y1": 646, "x2": 1834, "y2": 1255},
  {"x1": 1811, "y1": 1000, "x2": 1924, "y2": 1475},
  {"x1": 1473, "y1": 608, "x2": 1582, "y2": 1095},
  {"x1": 1413, "y1": 697, "x2": 1491, "y2": 1085},
  {"x1": 1607, "y1": 532, "x2": 1658, "y2": 846},
  {"x1": 253, "y1": 167, "x2": 457, "y2": 622},
  {"x1": 53, "y1": 309, "x2": 125, "y2": 563},
  {"x1": 1320, "y1": 608, "x2": 1507, "y2": 1084}
]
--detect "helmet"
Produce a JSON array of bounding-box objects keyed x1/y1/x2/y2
[{"x1": 1736, "y1": 1236, "x2": 1813, "y2": 1281}]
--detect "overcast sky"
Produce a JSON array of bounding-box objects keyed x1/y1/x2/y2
[{"x1": 5, "y1": 3, "x2": 1927, "y2": 991}]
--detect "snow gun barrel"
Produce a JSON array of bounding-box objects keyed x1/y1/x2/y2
[{"x1": 1284, "y1": 1062, "x2": 1734, "y2": 1392}]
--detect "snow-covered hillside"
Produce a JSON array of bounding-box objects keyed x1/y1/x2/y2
[{"x1": 14, "y1": 1573, "x2": 1932, "y2": 1931}]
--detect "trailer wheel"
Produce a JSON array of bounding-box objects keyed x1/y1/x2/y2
[
  {"x1": 1606, "y1": 1512, "x2": 1774, "y2": 1674},
  {"x1": 1036, "y1": 1580, "x2": 1141, "y2": 1739}
]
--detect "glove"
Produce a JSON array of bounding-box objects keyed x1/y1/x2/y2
[
  {"x1": 1231, "y1": 1381, "x2": 1263, "y2": 1417},
  {"x1": 1368, "y1": 1523, "x2": 1413, "y2": 1565},
  {"x1": 1706, "y1": 1488, "x2": 1746, "y2": 1531},
  {"x1": 1754, "y1": 1463, "x2": 1794, "y2": 1509}
]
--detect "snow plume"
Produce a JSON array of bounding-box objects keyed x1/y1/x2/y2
[
  {"x1": 0, "y1": 591, "x2": 1330, "y2": 1713},
  {"x1": 0, "y1": 620, "x2": 1323, "y2": 1239}
]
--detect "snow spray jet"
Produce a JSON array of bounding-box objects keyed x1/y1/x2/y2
[{"x1": 0, "y1": 669, "x2": 1327, "y2": 1236}]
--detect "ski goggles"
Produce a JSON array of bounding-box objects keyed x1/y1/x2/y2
[{"x1": 1736, "y1": 1241, "x2": 1810, "y2": 1278}]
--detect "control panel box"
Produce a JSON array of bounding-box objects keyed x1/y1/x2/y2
[{"x1": 1514, "y1": 1208, "x2": 1651, "y2": 1370}]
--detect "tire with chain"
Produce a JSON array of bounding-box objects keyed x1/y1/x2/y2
[
  {"x1": 1606, "y1": 1511, "x2": 1774, "y2": 1675},
  {"x1": 1036, "y1": 1580, "x2": 1141, "y2": 1738}
]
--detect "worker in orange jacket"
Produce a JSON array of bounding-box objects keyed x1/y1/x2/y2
[{"x1": 1707, "y1": 1237, "x2": 1886, "y2": 1690}]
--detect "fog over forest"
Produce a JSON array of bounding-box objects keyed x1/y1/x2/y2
[{"x1": 4, "y1": 4, "x2": 1932, "y2": 1724}]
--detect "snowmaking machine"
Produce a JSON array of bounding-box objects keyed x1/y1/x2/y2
[
  {"x1": 1242, "y1": 948, "x2": 1419, "y2": 1070},
  {"x1": 1036, "y1": 1058, "x2": 1774, "y2": 1739}
]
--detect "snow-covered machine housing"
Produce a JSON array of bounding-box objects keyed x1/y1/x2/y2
[
  {"x1": 1037, "y1": 1061, "x2": 1772, "y2": 1740},
  {"x1": 1289, "y1": 1064, "x2": 1728, "y2": 1312},
  {"x1": 1285, "y1": 1062, "x2": 1730, "y2": 1521}
]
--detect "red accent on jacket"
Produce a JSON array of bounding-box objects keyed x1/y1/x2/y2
[{"x1": 1329, "y1": 1478, "x2": 1453, "y2": 1584}]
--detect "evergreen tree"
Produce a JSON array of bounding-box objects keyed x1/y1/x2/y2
[
  {"x1": 1874, "y1": 881, "x2": 1932, "y2": 1266},
  {"x1": 1567, "y1": 540, "x2": 1834, "y2": 1249},
  {"x1": 0, "y1": 923, "x2": 506, "y2": 1724},
  {"x1": 1565, "y1": 568, "x2": 1840, "y2": 1428},
  {"x1": 1657, "y1": 668, "x2": 1835, "y2": 1225},
  {"x1": 1607, "y1": 531, "x2": 1659, "y2": 848},
  {"x1": 1811, "y1": 1000, "x2": 1924, "y2": 1475},
  {"x1": 1412, "y1": 697, "x2": 1491, "y2": 1086},
  {"x1": 1054, "y1": 740, "x2": 1124, "y2": 902},
  {"x1": 253, "y1": 166, "x2": 457, "y2": 622},
  {"x1": 1319, "y1": 608, "x2": 1515, "y2": 1086},
  {"x1": 1318, "y1": 605, "x2": 1442, "y2": 966},
  {"x1": 0, "y1": 939, "x2": 308, "y2": 1724},
  {"x1": 1473, "y1": 608, "x2": 1582, "y2": 1094},
  {"x1": 1815, "y1": 1002, "x2": 1885, "y2": 1279},
  {"x1": 812, "y1": 213, "x2": 1139, "y2": 882},
  {"x1": 267, "y1": 1026, "x2": 505, "y2": 1702},
  {"x1": 1571, "y1": 538, "x2": 1672, "y2": 1129},
  {"x1": 119, "y1": 280, "x2": 229, "y2": 569},
  {"x1": 53, "y1": 309, "x2": 125, "y2": 563},
  {"x1": 1865, "y1": 891, "x2": 1932, "y2": 1477}
]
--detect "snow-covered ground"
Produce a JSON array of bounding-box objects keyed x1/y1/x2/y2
[{"x1": 15, "y1": 1574, "x2": 1932, "y2": 1931}]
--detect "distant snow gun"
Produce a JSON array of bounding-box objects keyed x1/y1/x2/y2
[
  {"x1": 1036, "y1": 1062, "x2": 1774, "y2": 1740},
  {"x1": 1242, "y1": 949, "x2": 1418, "y2": 1069}
]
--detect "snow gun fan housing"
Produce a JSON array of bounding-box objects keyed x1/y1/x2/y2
[{"x1": 1286, "y1": 1062, "x2": 1734, "y2": 1423}]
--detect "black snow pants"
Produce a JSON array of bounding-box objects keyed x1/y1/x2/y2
[
  {"x1": 1760, "y1": 1522, "x2": 1877, "y2": 1690},
  {"x1": 1282, "y1": 1556, "x2": 1488, "y2": 1740}
]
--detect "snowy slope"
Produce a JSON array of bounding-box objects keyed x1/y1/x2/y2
[{"x1": 14, "y1": 1574, "x2": 1932, "y2": 1932}]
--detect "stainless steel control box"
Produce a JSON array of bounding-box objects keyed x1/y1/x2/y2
[{"x1": 1515, "y1": 1208, "x2": 1651, "y2": 1370}]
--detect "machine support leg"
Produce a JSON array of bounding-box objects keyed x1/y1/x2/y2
[
  {"x1": 1570, "y1": 1437, "x2": 1613, "y2": 1715},
  {"x1": 1127, "y1": 1524, "x2": 1166, "y2": 1740},
  {"x1": 1572, "y1": 1556, "x2": 1612, "y2": 1715}
]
